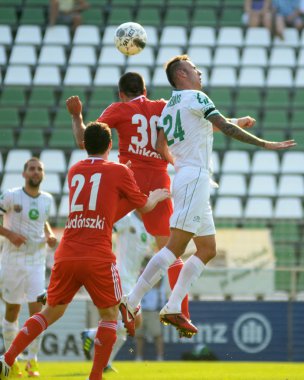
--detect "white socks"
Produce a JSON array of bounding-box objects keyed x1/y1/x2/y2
[
  {"x1": 2, "y1": 318, "x2": 19, "y2": 351},
  {"x1": 128, "y1": 247, "x2": 177, "y2": 309},
  {"x1": 166, "y1": 255, "x2": 205, "y2": 313}
]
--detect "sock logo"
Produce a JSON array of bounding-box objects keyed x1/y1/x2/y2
[
  {"x1": 21, "y1": 327, "x2": 29, "y2": 336},
  {"x1": 94, "y1": 338, "x2": 102, "y2": 346}
]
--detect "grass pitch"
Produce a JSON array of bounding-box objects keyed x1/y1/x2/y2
[{"x1": 20, "y1": 361, "x2": 304, "y2": 380}]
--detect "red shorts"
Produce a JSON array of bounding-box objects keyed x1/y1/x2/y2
[
  {"x1": 115, "y1": 167, "x2": 172, "y2": 236},
  {"x1": 47, "y1": 260, "x2": 122, "y2": 309}
]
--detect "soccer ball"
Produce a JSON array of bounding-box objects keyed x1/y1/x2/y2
[{"x1": 114, "y1": 22, "x2": 147, "y2": 56}]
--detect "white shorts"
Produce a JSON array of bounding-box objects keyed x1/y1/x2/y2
[
  {"x1": 1, "y1": 263, "x2": 45, "y2": 304},
  {"x1": 170, "y1": 167, "x2": 216, "y2": 236}
]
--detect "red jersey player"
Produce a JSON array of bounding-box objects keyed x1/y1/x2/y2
[
  {"x1": 0, "y1": 122, "x2": 169, "y2": 380},
  {"x1": 66, "y1": 72, "x2": 190, "y2": 319}
]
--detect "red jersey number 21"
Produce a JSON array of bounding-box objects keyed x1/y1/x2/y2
[{"x1": 70, "y1": 173, "x2": 102, "y2": 212}]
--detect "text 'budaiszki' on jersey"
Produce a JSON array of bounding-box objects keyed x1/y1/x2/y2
[{"x1": 65, "y1": 214, "x2": 105, "y2": 230}]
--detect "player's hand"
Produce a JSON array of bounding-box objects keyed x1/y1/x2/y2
[
  {"x1": 66, "y1": 96, "x2": 83, "y2": 116},
  {"x1": 264, "y1": 140, "x2": 297, "y2": 150},
  {"x1": 237, "y1": 116, "x2": 256, "y2": 129},
  {"x1": 125, "y1": 160, "x2": 132, "y2": 168},
  {"x1": 149, "y1": 188, "x2": 171, "y2": 203},
  {"x1": 46, "y1": 234, "x2": 57, "y2": 248},
  {"x1": 8, "y1": 231, "x2": 27, "y2": 247}
]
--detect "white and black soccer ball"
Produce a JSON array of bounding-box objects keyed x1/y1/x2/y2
[{"x1": 114, "y1": 22, "x2": 147, "y2": 56}]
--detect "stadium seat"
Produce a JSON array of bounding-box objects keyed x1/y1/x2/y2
[
  {"x1": 38, "y1": 46, "x2": 66, "y2": 66},
  {"x1": 102, "y1": 26, "x2": 119, "y2": 45},
  {"x1": 277, "y1": 175, "x2": 304, "y2": 197},
  {"x1": 59, "y1": 87, "x2": 86, "y2": 107},
  {"x1": 28, "y1": 88, "x2": 56, "y2": 107},
  {"x1": 221, "y1": 150, "x2": 250, "y2": 174},
  {"x1": 248, "y1": 175, "x2": 277, "y2": 197},
  {"x1": 0, "y1": 107, "x2": 20, "y2": 128},
  {"x1": 20, "y1": 7, "x2": 45, "y2": 25},
  {"x1": 0, "y1": 129, "x2": 15, "y2": 148},
  {"x1": 238, "y1": 67, "x2": 264, "y2": 87},
  {"x1": 9, "y1": 45, "x2": 37, "y2": 66},
  {"x1": 149, "y1": 86, "x2": 172, "y2": 100},
  {"x1": 273, "y1": 28, "x2": 300, "y2": 48},
  {"x1": 48, "y1": 130, "x2": 76, "y2": 148},
  {"x1": 274, "y1": 198, "x2": 303, "y2": 219},
  {"x1": 163, "y1": 8, "x2": 190, "y2": 27},
  {"x1": 72, "y1": 25, "x2": 100, "y2": 46},
  {"x1": 291, "y1": 110, "x2": 304, "y2": 129},
  {"x1": 41, "y1": 173, "x2": 62, "y2": 194},
  {"x1": 251, "y1": 151, "x2": 280, "y2": 174},
  {"x1": 127, "y1": 46, "x2": 155, "y2": 66},
  {"x1": 213, "y1": 47, "x2": 240, "y2": 68},
  {"x1": 63, "y1": 66, "x2": 92, "y2": 86},
  {"x1": 15, "y1": 25, "x2": 42, "y2": 46},
  {"x1": 124, "y1": 66, "x2": 151, "y2": 86},
  {"x1": 264, "y1": 88, "x2": 290, "y2": 109},
  {"x1": 244, "y1": 28, "x2": 271, "y2": 47},
  {"x1": 217, "y1": 174, "x2": 246, "y2": 196},
  {"x1": 0, "y1": 46, "x2": 7, "y2": 65},
  {"x1": 292, "y1": 88, "x2": 304, "y2": 108},
  {"x1": 107, "y1": 7, "x2": 133, "y2": 25},
  {"x1": 89, "y1": 87, "x2": 117, "y2": 107},
  {"x1": 186, "y1": 47, "x2": 212, "y2": 68},
  {"x1": 17, "y1": 129, "x2": 45, "y2": 148},
  {"x1": 211, "y1": 151, "x2": 220, "y2": 174},
  {"x1": 4, "y1": 149, "x2": 32, "y2": 172},
  {"x1": 43, "y1": 26, "x2": 71, "y2": 46},
  {"x1": 53, "y1": 108, "x2": 75, "y2": 129},
  {"x1": 98, "y1": 46, "x2": 126, "y2": 66},
  {"x1": 281, "y1": 152, "x2": 304, "y2": 174},
  {"x1": 294, "y1": 68, "x2": 304, "y2": 87},
  {"x1": 209, "y1": 67, "x2": 237, "y2": 87},
  {"x1": 67, "y1": 150, "x2": 87, "y2": 169},
  {"x1": 69, "y1": 46, "x2": 97, "y2": 66},
  {"x1": 58, "y1": 195, "x2": 69, "y2": 217},
  {"x1": 192, "y1": 8, "x2": 217, "y2": 27},
  {"x1": 220, "y1": 8, "x2": 243, "y2": 26},
  {"x1": 94, "y1": 67, "x2": 121, "y2": 86},
  {"x1": 216, "y1": 27, "x2": 243, "y2": 47},
  {"x1": 23, "y1": 108, "x2": 50, "y2": 129},
  {"x1": 33, "y1": 66, "x2": 61, "y2": 86},
  {"x1": 152, "y1": 67, "x2": 170, "y2": 87},
  {"x1": 4, "y1": 65, "x2": 32, "y2": 85},
  {"x1": 266, "y1": 68, "x2": 293, "y2": 87},
  {"x1": 82, "y1": 8, "x2": 103, "y2": 25},
  {"x1": 262, "y1": 110, "x2": 289, "y2": 129},
  {"x1": 188, "y1": 27, "x2": 216, "y2": 47},
  {"x1": 40, "y1": 149, "x2": 66, "y2": 174},
  {"x1": 136, "y1": 7, "x2": 161, "y2": 27},
  {"x1": 244, "y1": 197, "x2": 273, "y2": 218},
  {"x1": 0, "y1": 25, "x2": 13, "y2": 46},
  {"x1": 241, "y1": 47, "x2": 267, "y2": 68},
  {"x1": 214, "y1": 197, "x2": 243, "y2": 218},
  {"x1": 0, "y1": 7, "x2": 17, "y2": 26},
  {"x1": 234, "y1": 88, "x2": 261, "y2": 108},
  {"x1": 0, "y1": 173, "x2": 22, "y2": 191},
  {"x1": 159, "y1": 26, "x2": 187, "y2": 47},
  {"x1": 269, "y1": 47, "x2": 296, "y2": 68},
  {"x1": 209, "y1": 88, "x2": 233, "y2": 108},
  {"x1": 156, "y1": 46, "x2": 183, "y2": 66},
  {"x1": 1, "y1": 87, "x2": 26, "y2": 107}
]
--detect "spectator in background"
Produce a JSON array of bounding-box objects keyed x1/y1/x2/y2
[
  {"x1": 135, "y1": 275, "x2": 165, "y2": 362},
  {"x1": 49, "y1": 0, "x2": 89, "y2": 31},
  {"x1": 272, "y1": 0, "x2": 303, "y2": 39},
  {"x1": 243, "y1": 0, "x2": 273, "y2": 29}
]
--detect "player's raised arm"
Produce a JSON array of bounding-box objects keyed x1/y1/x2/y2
[
  {"x1": 66, "y1": 96, "x2": 86, "y2": 149},
  {"x1": 213, "y1": 116, "x2": 256, "y2": 132},
  {"x1": 209, "y1": 113, "x2": 296, "y2": 150}
]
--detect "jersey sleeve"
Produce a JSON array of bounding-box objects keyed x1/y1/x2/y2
[
  {"x1": 118, "y1": 166, "x2": 147, "y2": 209},
  {"x1": 0, "y1": 190, "x2": 13, "y2": 214},
  {"x1": 97, "y1": 103, "x2": 120, "y2": 129},
  {"x1": 190, "y1": 91, "x2": 220, "y2": 120}
]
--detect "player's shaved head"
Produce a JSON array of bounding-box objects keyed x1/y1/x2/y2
[
  {"x1": 165, "y1": 54, "x2": 190, "y2": 87},
  {"x1": 84, "y1": 122, "x2": 112, "y2": 155},
  {"x1": 119, "y1": 72, "x2": 145, "y2": 97}
]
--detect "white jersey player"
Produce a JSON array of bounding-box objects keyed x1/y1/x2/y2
[
  {"x1": 0, "y1": 157, "x2": 57, "y2": 378},
  {"x1": 119, "y1": 54, "x2": 296, "y2": 339},
  {"x1": 81, "y1": 211, "x2": 155, "y2": 372}
]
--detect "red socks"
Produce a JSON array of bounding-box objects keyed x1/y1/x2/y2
[
  {"x1": 168, "y1": 258, "x2": 190, "y2": 319},
  {"x1": 89, "y1": 321, "x2": 117, "y2": 380},
  {"x1": 4, "y1": 313, "x2": 48, "y2": 367}
]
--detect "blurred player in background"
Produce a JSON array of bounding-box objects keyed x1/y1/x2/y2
[
  {"x1": 0, "y1": 122, "x2": 169, "y2": 380},
  {"x1": 119, "y1": 55, "x2": 296, "y2": 338},
  {"x1": 81, "y1": 210, "x2": 155, "y2": 372},
  {"x1": 0, "y1": 157, "x2": 57, "y2": 378},
  {"x1": 66, "y1": 72, "x2": 254, "y2": 329}
]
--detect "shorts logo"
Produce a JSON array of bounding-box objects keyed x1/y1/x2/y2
[
  {"x1": 29, "y1": 208, "x2": 39, "y2": 220},
  {"x1": 14, "y1": 204, "x2": 22, "y2": 213},
  {"x1": 193, "y1": 216, "x2": 201, "y2": 222}
]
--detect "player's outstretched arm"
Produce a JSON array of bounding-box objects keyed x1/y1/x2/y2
[
  {"x1": 209, "y1": 114, "x2": 296, "y2": 150},
  {"x1": 66, "y1": 96, "x2": 86, "y2": 149},
  {"x1": 137, "y1": 189, "x2": 170, "y2": 214},
  {"x1": 213, "y1": 116, "x2": 255, "y2": 132}
]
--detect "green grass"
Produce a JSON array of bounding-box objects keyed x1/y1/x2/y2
[{"x1": 20, "y1": 361, "x2": 304, "y2": 380}]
